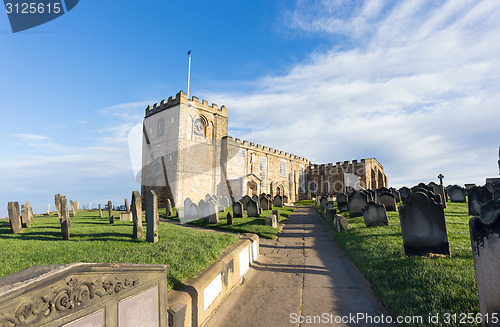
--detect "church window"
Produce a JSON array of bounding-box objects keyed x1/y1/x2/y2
[{"x1": 280, "y1": 159, "x2": 286, "y2": 177}]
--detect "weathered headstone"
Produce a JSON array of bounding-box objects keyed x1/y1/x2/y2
[
  {"x1": 336, "y1": 192, "x2": 348, "y2": 212},
  {"x1": 208, "y1": 203, "x2": 220, "y2": 223},
  {"x1": 198, "y1": 200, "x2": 207, "y2": 220},
  {"x1": 260, "y1": 196, "x2": 270, "y2": 210},
  {"x1": 379, "y1": 193, "x2": 397, "y2": 211},
  {"x1": 390, "y1": 189, "x2": 401, "y2": 203},
  {"x1": 233, "y1": 201, "x2": 243, "y2": 218},
  {"x1": 479, "y1": 200, "x2": 500, "y2": 224},
  {"x1": 399, "y1": 187, "x2": 411, "y2": 203},
  {"x1": 205, "y1": 194, "x2": 212, "y2": 202},
  {"x1": 247, "y1": 199, "x2": 259, "y2": 217},
  {"x1": 227, "y1": 212, "x2": 233, "y2": 225},
  {"x1": 347, "y1": 191, "x2": 368, "y2": 218},
  {"x1": 469, "y1": 212, "x2": 500, "y2": 323},
  {"x1": 362, "y1": 202, "x2": 389, "y2": 227},
  {"x1": 125, "y1": 198, "x2": 130, "y2": 212},
  {"x1": 60, "y1": 197, "x2": 70, "y2": 240},
  {"x1": 241, "y1": 195, "x2": 252, "y2": 209},
  {"x1": 468, "y1": 186, "x2": 493, "y2": 216},
  {"x1": 54, "y1": 194, "x2": 61, "y2": 218},
  {"x1": 131, "y1": 191, "x2": 143, "y2": 239},
  {"x1": 98, "y1": 203, "x2": 102, "y2": 217},
  {"x1": 252, "y1": 194, "x2": 259, "y2": 202},
  {"x1": 165, "y1": 199, "x2": 172, "y2": 216},
  {"x1": 184, "y1": 198, "x2": 193, "y2": 219},
  {"x1": 120, "y1": 212, "x2": 132, "y2": 221},
  {"x1": 190, "y1": 203, "x2": 199, "y2": 219},
  {"x1": 336, "y1": 214, "x2": 349, "y2": 232},
  {"x1": 146, "y1": 190, "x2": 159, "y2": 243},
  {"x1": 265, "y1": 215, "x2": 278, "y2": 228},
  {"x1": 108, "y1": 200, "x2": 113, "y2": 224},
  {"x1": 272, "y1": 209, "x2": 280, "y2": 223},
  {"x1": 273, "y1": 195, "x2": 283, "y2": 208},
  {"x1": 320, "y1": 197, "x2": 327, "y2": 213},
  {"x1": 13, "y1": 202, "x2": 21, "y2": 224},
  {"x1": 283, "y1": 195, "x2": 288, "y2": 204},
  {"x1": 399, "y1": 191, "x2": 450, "y2": 256},
  {"x1": 326, "y1": 208, "x2": 336, "y2": 222},
  {"x1": 326, "y1": 200, "x2": 335, "y2": 211},
  {"x1": 221, "y1": 196, "x2": 229, "y2": 208},
  {"x1": 20, "y1": 204, "x2": 29, "y2": 228},
  {"x1": 7, "y1": 202, "x2": 22, "y2": 234},
  {"x1": 448, "y1": 185, "x2": 466, "y2": 202}
]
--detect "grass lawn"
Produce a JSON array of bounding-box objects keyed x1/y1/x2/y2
[
  {"x1": 330, "y1": 202, "x2": 479, "y2": 327},
  {"x1": 294, "y1": 199, "x2": 316, "y2": 206},
  {"x1": 165, "y1": 205, "x2": 294, "y2": 239},
  {"x1": 0, "y1": 210, "x2": 238, "y2": 290}
]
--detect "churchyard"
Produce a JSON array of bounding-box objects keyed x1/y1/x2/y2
[{"x1": 316, "y1": 183, "x2": 500, "y2": 327}]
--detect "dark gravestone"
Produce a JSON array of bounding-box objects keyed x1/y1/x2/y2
[
  {"x1": 448, "y1": 185, "x2": 466, "y2": 203},
  {"x1": 60, "y1": 197, "x2": 70, "y2": 240},
  {"x1": 336, "y1": 192, "x2": 348, "y2": 212},
  {"x1": 265, "y1": 215, "x2": 277, "y2": 228},
  {"x1": 326, "y1": 200, "x2": 335, "y2": 211},
  {"x1": 252, "y1": 194, "x2": 258, "y2": 202},
  {"x1": 241, "y1": 195, "x2": 252, "y2": 209},
  {"x1": 320, "y1": 197, "x2": 327, "y2": 213},
  {"x1": 205, "y1": 194, "x2": 212, "y2": 202},
  {"x1": 274, "y1": 195, "x2": 283, "y2": 208},
  {"x1": 390, "y1": 189, "x2": 401, "y2": 203},
  {"x1": 108, "y1": 200, "x2": 114, "y2": 224},
  {"x1": 227, "y1": 212, "x2": 233, "y2": 225},
  {"x1": 260, "y1": 196, "x2": 270, "y2": 211},
  {"x1": 399, "y1": 191, "x2": 450, "y2": 256},
  {"x1": 326, "y1": 208, "x2": 336, "y2": 222},
  {"x1": 468, "y1": 186, "x2": 493, "y2": 216},
  {"x1": 379, "y1": 193, "x2": 397, "y2": 212},
  {"x1": 146, "y1": 190, "x2": 159, "y2": 243},
  {"x1": 362, "y1": 202, "x2": 389, "y2": 227},
  {"x1": 485, "y1": 182, "x2": 495, "y2": 194},
  {"x1": 7, "y1": 202, "x2": 22, "y2": 234},
  {"x1": 233, "y1": 201, "x2": 243, "y2": 218},
  {"x1": 431, "y1": 184, "x2": 447, "y2": 208},
  {"x1": 479, "y1": 200, "x2": 500, "y2": 224},
  {"x1": 98, "y1": 203, "x2": 103, "y2": 217},
  {"x1": 272, "y1": 209, "x2": 281, "y2": 223},
  {"x1": 247, "y1": 199, "x2": 259, "y2": 218},
  {"x1": 399, "y1": 187, "x2": 411, "y2": 203},
  {"x1": 131, "y1": 191, "x2": 143, "y2": 239},
  {"x1": 348, "y1": 191, "x2": 368, "y2": 218},
  {"x1": 125, "y1": 198, "x2": 130, "y2": 212},
  {"x1": 165, "y1": 199, "x2": 172, "y2": 216},
  {"x1": 469, "y1": 212, "x2": 500, "y2": 322}
]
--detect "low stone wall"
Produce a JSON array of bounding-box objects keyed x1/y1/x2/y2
[{"x1": 168, "y1": 233, "x2": 259, "y2": 327}]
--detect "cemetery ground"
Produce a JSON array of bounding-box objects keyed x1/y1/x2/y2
[
  {"x1": 0, "y1": 210, "x2": 238, "y2": 290},
  {"x1": 160, "y1": 205, "x2": 295, "y2": 239},
  {"x1": 330, "y1": 201, "x2": 479, "y2": 326}
]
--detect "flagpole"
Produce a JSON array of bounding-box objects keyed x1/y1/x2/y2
[{"x1": 187, "y1": 50, "x2": 191, "y2": 98}]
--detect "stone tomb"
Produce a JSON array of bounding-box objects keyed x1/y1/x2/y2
[
  {"x1": 0, "y1": 263, "x2": 168, "y2": 327},
  {"x1": 247, "y1": 199, "x2": 259, "y2": 218},
  {"x1": 468, "y1": 186, "x2": 493, "y2": 216},
  {"x1": 469, "y1": 212, "x2": 500, "y2": 323},
  {"x1": 379, "y1": 193, "x2": 397, "y2": 211},
  {"x1": 347, "y1": 191, "x2": 368, "y2": 218},
  {"x1": 336, "y1": 192, "x2": 348, "y2": 212},
  {"x1": 362, "y1": 202, "x2": 389, "y2": 227},
  {"x1": 448, "y1": 185, "x2": 466, "y2": 203},
  {"x1": 146, "y1": 190, "x2": 159, "y2": 243},
  {"x1": 120, "y1": 212, "x2": 132, "y2": 221},
  {"x1": 233, "y1": 201, "x2": 243, "y2": 218},
  {"x1": 131, "y1": 191, "x2": 143, "y2": 239},
  {"x1": 399, "y1": 191, "x2": 450, "y2": 256},
  {"x1": 273, "y1": 195, "x2": 283, "y2": 208}
]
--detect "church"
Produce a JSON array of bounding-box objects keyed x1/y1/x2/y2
[{"x1": 141, "y1": 91, "x2": 388, "y2": 208}]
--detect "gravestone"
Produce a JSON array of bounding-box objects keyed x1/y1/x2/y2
[
  {"x1": 212, "y1": 195, "x2": 218, "y2": 204},
  {"x1": 260, "y1": 196, "x2": 270, "y2": 210},
  {"x1": 320, "y1": 197, "x2": 327, "y2": 213},
  {"x1": 399, "y1": 191, "x2": 450, "y2": 256},
  {"x1": 252, "y1": 195, "x2": 258, "y2": 202},
  {"x1": 272, "y1": 209, "x2": 280, "y2": 223},
  {"x1": 108, "y1": 201, "x2": 113, "y2": 224},
  {"x1": 60, "y1": 197, "x2": 70, "y2": 240},
  {"x1": 190, "y1": 203, "x2": 199, "y2": 219},
  {"x1": 379, "y1": 193, "x2": 397, "y2": 211},
  {"x1": 125, "y1": 198, "x2": 130, "y2": 212},
  {"x1": 241, "y1": 195, "x2": 252, "y2": 209},
  {"x1": 448, "y1": 185, "x2": 466, "y2": 202},
  {"x1": 326, "y1": 208, "x2": 336, "y2": 222},
  {"x1": 274, "y1": 195, "x2": 283, "y2": 208},
  {"x1": 0, "y1": 263, "x2": 168, "y2": 327},
  {"x1": 98, "y1": 203, "x2": 102, "y2": 217},
  {"x1": 362, "y1": 202, "x2": 389, "y2": 227},
  {"x1": 469, "y1": 212, "x2": 500, "y2": 323},
  {"x1": 205, "y1": 194, "x2": 212, "y2": 202},
  {"x1": 120, "y1": 212, "x2": 132, "y2": 221},
  {"x1": 468, "y1": 186, "x2": 493, "y2": 216},
  {"x1": 7, "y1": 202, "x2": 22, "y2": 234},
  {"x1": 265, "y1": 215, "x2": 277, "y2": 228},
  {"x1": 13, "y1": 202, "x2": 21, "y2": 224},
  {"x1": 184, "y1": 198, "x2": 193, "y2": 218},
  {"x1": 198, "y1": 200, "x2": 207, "y2": 220},
  {"x1": 494, "y1": 188, "x2": 500, "y2": 202},
  {"x1": 336, "y1": 215, "x2": 349, "y2": 232},
  {"x1": 227, "y1": 212, "x2": 233, "y2": 225},
  {"x1": 430, "y1": 183, "x2": 447, "y2": 208},
  {"x1": 131, "y1": 191, "x2": 143, "y2": 239},
  {"x1": 146, "y1": 190, "x2": 159, "y2": 243},
  {"x1": 233, "y1": 201, "x2": 243, "y2": 218},
  {"x1": 326, "y1": 200, "x2": 335, "y2": 211},
  {"x1": 485, "y1": 182, "x2": 495, "y2": 194},
  {"x1": 399, "y1": 187, "x2": 411, "y2": 203},
  {"x1": 208, "y1": 202, "x2": 219, "y2": 223},
  {"x1": 20, "y1": 204, "x2": 29, "y2": 228},
  {"x1": 391, "y1": 189, "x2": 401, "y2": 203},
  {"x1": 348, "y1": 191, "x2": 368, "y2": 218},
  {"x1": 221, "y1": 196, "x2": 229, "y2": 208},
  {"x1": 54, "y1": 194, "x2": 61, "y2": 218},
  {"x1": 247, "y1": 199, "x2": 259, "y2": 217},
  {"x1": 479, "y1": 200, "x2": 500, "y2": 224},
  {"x1": 283, "y1": 195, "x2": 288, "y2": 204},
  {"x1": 28, "y1": 205, "x2": 34, "y2": 225},
  {"x1": 165, "y1": 199, "x2": 172, "y2": 216},
  {"x1": 336, "y1": 192, "x2": 348, "y2": 212}
]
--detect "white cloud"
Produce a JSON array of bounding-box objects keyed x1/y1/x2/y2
[{"x1": 208, "y1": 0, "x2": 500, "y2": 188}]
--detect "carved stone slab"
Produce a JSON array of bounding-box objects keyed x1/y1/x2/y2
[
  {"x1": 448, "y1": 185, "x2": 466, "y2": 203},
  {"x1": 470, "y1": 213, "x2": 500, "y2": 325},
  {"x1": 232, "y1": 201, "x2": 243, "y2": 218},
  {"x1": 131, "y1": 191, "x2": 143, "y2": 239},
  {"x1": 362, "y1": 202, "x2": 389, "y2": 227},
  {"x1": 348, "y1": 191, "x2": 368, "y2": 218},
  {"x1": 0, "y1": 263, "x2": 168, "y2": 327},
  {"x1": 379, "y1": 193, "x2": 397, "y2": 211},
  {"x1": 399, "y1": 191, "x2": 450, "y2": 256},
  {"x1": 336, "y1": 192, "x2": 348, "y2": 212}
]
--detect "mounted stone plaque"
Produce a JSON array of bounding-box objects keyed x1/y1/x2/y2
[{"x1": 0, "y1": 263, "x2": 168, "y2": 327}]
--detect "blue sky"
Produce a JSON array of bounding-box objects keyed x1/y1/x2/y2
[{"x1": 1, "y1": 0, "x2": 500, "y2": 216}]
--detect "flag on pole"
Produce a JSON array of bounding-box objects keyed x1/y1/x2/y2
[{"x1": 188, "y1": 50, "x2": 191, "y2": 56}]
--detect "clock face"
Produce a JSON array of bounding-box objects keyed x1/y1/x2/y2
[{"x1": 194, "y1": 119, "x2": 204, "y2": 136}]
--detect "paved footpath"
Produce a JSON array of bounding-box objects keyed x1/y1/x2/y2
[{"x1": 203, "y1": 206, "x2": 397, "y2": 327}]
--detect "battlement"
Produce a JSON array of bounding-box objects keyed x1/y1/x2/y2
[
  {"x1": 223, "y1": 136, "x2": 309, "y2": 163},
  {"x1": 145, "y1": 90, "x2": 227, "y2": 118},
  {"x1": 308, "y1": 158, "x2": 373, "y2": 171}
]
